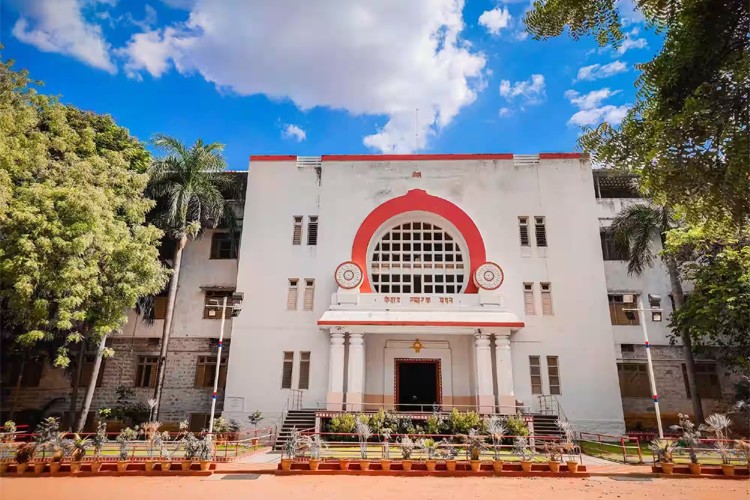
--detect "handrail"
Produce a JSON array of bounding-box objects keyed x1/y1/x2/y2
[{"x1": 313, "y1": 402, "x2": 531, "y2": 414}]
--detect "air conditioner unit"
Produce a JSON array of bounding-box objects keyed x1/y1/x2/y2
[
  {"x1": 208, "y1": 309, "x2": 216, "y2": 317},
  {"x1": 623, "y1": 294, "x2": 635, "y2": 303}
]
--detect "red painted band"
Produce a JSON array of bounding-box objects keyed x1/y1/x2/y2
[
  {"x1": 351, "y1": 189, "x2": 486, "y2": 293},
  {"x1": 249, "y1": 155, "x2": 297, "y2": 161},
  {"x1": 323, "y1": 153, "x2": 514, "y2": 162},
  {"x1": 317, "y1": 320, "x2": 525, "y2": 327}
]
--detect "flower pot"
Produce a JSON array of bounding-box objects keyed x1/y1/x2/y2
[
  {"x1": 117, "y1": 461, "x2": 129, "y2": 472},
  {"x1": 492, "y1": 460, "x2": 504, "y2": 474},
  {"x1": 521, "y1": 460, "x2": 533, "y2": 473},
  {"x1": 688, "y1": 462, "x2": 702, "y2": 475},
  {"x1": 70, "y1": 462, "x2": 82, "y2": 473},
  {"x1": 338, "y1": 459, "x2": 349, "y2": 471},
  {"x1": 144, "y1": 461, "x2": 154, "y2": 472},
  {"x1": 280, "y1": 458, "x2": 293, "y2": 471},
  {"x1": 548, "y1": 461, "x2": 561, "y2": 473},
  {"x1": 660, "y1": 462, "x2": 674, "y2": 475},
  {"x1": 425, "y1": 459, "x2": 437, "y2": 472},
  {"x1": 161, "y1": 461, "x2": 171, "y2": 471},
  {"x1": 470, "y1": 460, "x2": 481, "y2": 472},
  {"x1": 33, "y1": 462, "x2": 45, "y2": 474},
  {"x1": 180, "y1": 460, "x2": 192, "y2": 471},
  {"x1": 359, "y1": 459, "x2": 370, "y2": 471},
  {"x1": 566, "y1": 460, "x2": 579, "y2": 474},
  {"x1": 309, "y1": 459, "x2": 321, "y2": 471},
  {"x1": 199, "y1": 460, "x2": 211, "y2": 472},
  {"x1": 380, "y1": 459, "x2": 391, "y2": 471},
  {"x1": 721, "y1": 464, "x2": 735, "y2": 476},
  {"x1": 446, "y1": 460, "x2": 457, "y2": 472},
  {"x1": 90, "y1": 461, "x2": 102, "y2": 473},
  {"x1": 401, "y1": 460, "x2": 413, "y2": 471},
  {"x1": 251, "y1": 438, "x2": 259, "y2": 447},
  {"x1": 49, "y1": 462, "x2": 62, "y2": 474},
  {"x1": 16, "y1": 463, "x2": 28, "y2": 474}
]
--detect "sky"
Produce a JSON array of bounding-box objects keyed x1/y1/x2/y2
[{"x1": 0, "y1": 0, "x2": 661, "y2": 171}]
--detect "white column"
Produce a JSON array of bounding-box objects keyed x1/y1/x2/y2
[
  {"x1": 346, "y1": 333, "x2": 365, "y2": 411},
  {"x1": 494, "y1": 334, "x2": 515, "y2": 415},
  {"x1": 326, "y1": 332, "x2": 345, "y2": 410},
  {"x1": 474, "y1": 332, "x2": 494, "y2": 414}
]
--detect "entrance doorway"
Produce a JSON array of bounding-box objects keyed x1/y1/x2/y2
[{"x1": 395, "y1": 359, "x2": 442, "y2": 412}]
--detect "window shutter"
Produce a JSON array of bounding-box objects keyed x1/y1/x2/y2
[
  {"x1": 307, "y1": 216, "x2": 318, "y2": 245},
  {"x1": 535, "y1": 216, "x2": 547, "y2": 247},
  {"x1": 541, "y1": 283, "x2": 553, "y2": 315},
  {"x1": 518, "y1": 217, "x2": 530, "y2": 247},
  {"x1": 547, "y1": 356, "x2": 560, "y2": 395},
  {"x1": 292, "y1": 216, "x2": 302, "y2": 245},
  {"x1": 194, "y1": 356, "x2": 207, "y2": 387},
  {"x1": 303, "y1": 279, "x2": 315, "y2": 311},
  {"x1": 523, "y1": 283, "x2": 535, "y2": 315},
  {"x1": 298, "y1": 352, "x2": 310, "y2": 390},
  {"x1": 287, "y1": 279, "x2": 299, "y2": 310},
  {"x1": 154, "y1": 296, "x2": 168, "y2": 320},
  {"x1": 281, "y1": 352, "x2": 294, "y2": 389},
  {"x1": 529, "y1": 356, "x2": 542, "y2": 394}
]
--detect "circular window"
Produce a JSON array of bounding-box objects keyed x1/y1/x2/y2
[{"x1": 370, "y1": 221, "x2": 467, "y2": 294}]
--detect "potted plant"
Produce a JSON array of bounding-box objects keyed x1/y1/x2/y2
[
  {"x1": 650, "y1": 439, "x2": 676, "y2": 474},
  {"x1": 557, "y1": 420, "x2": 579, "y2": 473},
  {"x1": 281, "y1": 427, "x2": 300, "y2": 471},
  {"x1": 462, "y1": 429, "x2": 484, "y2": 472},
  {"x1": 380, "y1": 428, "x2": 392, "y2": 471},
  {"x1": 158, "y1": 431, "x2": 173, "y2": 471},
  {"x1": 700, "y1": 414, "x2": 734, "y2": 476},
  {"x1": 69, "y1": 434, "x2": 88, "y2": 473},
  {"x1": 305, "y1": 434, "x2": 326, "y2": 471},
  {"x1": 248, "y1": 410, "x2": 263, "y2": 447},
  {"x1": 514, "y1": 436, "x2": 533, "y2": 472},
  {"x1": 183, "y1": 432, "x2": 200, "y2": 471},
  {"x1": 49, "y1": 432, "x2": 70, "y2": 474},
  {"x1": 355, "y1": 416, "x2": 372, "y2": 471},
  {"x1": 33, "y1": 416, "x2": 60, "y2": 474},
  {"x1": 1, "y1": 420, "x2": 17, "y2": 474},
  {"x1": 543, "y1": 441, "x2": 562, "y2": 473},
  {"x1": 90, "y1": 412, "x2": 109, "y2": 473},
  {"x1": 439, "y1": 439, "x2": 458, "y2": 471},
  {"x1": 198, "y1": 434, "x2": 214, "y2": 471},
  {"x1": 15, "y1": 443, "x2": 36, "y2": 474},
  {"x1": 735, "y1": 440, "x2": 750, "y2": 468},
  {"x1": 116, "y1": 427, "x2": 138, "y2": 472},
  {"x1": 399, "y1": 436, "x2": 414, "y2": 471},
  {"x1": 141, "y1": 421, "x2": 161, "y2": 472},
  {"x1": 486, "y1": 416, "x2": 506, "y2": 474},
  {"x1": 671, "y1": 413, "x2": 701, "y2": 475},
  {"x1": 418, "y1": 438, "x2": 439, "y2": 471}
]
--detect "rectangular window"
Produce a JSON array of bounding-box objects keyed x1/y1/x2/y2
[
  {"x1": 2, "y1": 357, "x2": 44, "y2": 388},
  {"x1": 541, "y1": 283, "x2": 553, "y2": 315},
  {"x1": 523, "y1": 283, "x2": 535, "y2": 315},
  {"x1": 76, "y1": 354, "x2": 105, "y2": 388},
  {"x1": 189, "y1": 413, "x2": 211, "y2": 432},
  {"x1": 153, "y1": 296, "x2": 168, "y2": 320},
  {"x1": 600, "y1": 230, "x2": 628, "y2": 261},
  {"x1": 695, "y1": 363, "x2": 722, "y2": 399},
  {"x1": 292, "y1": 216, "x2": 303, "y2": 245},
  {"x1": 194, "y1": 356, "x2": 228, "y2": 389},
  {"x1": 135, "y1": 355, "x2": 159, "y2": 388},
  {"x1": 210, "y1": 232, "x2": 238, "y2": 259},
  {"x1": 204, "y1": 290, "x2": 236, "y2": 319},
  {"x1": 303, "y1": 279, "x2": 315, "y2": 311},
  {"x1": 535, "y1": 217, "x2": 547, "y2": 247},
  {"x1": 287, "y1": 279, "x2": 299, "y2": 311},
  {"x1": 547, "y1": 356, "x2": 561, "y2": 395},
  {"x1": 608, "y1": 294, "x2": 639, "y2": 325},
  {"x1": 281, "y1": 351, "x2": 294, "y2": 389},
  {"x1": 307, "y1": 216, "x2": 318, "y2": 246},
  {"x1": 529, "y1": 356, "x2": 542, "y2": 394},
  {"x1": 617, "y1": 363, "x2": 651, "y2": 397},
  {"x1": 298, "y1": 352, "x2": 311, "y2": 390},
  {"x1": 518, "y1": 217, "x2": 530, "y2": 247}
]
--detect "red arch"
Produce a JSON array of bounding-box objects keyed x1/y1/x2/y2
[{"x1": 352, "y1": 189, "x2": 486, "y2": 293}]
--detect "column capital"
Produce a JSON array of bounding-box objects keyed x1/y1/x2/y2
[
  {"x1": 330, "y1": 332, "x2": 345, "y2": 345},
  {"x1": 348, "y1": 332, "x2": 364, "y2": 345},
  {"x1": 494, "y1": 335, "x2": 511, "y2": 349},
  {"x1": 474, "y1": 332, "x2": 491, "y2": 347}
]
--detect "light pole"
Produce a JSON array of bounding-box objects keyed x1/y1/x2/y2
[
  {"x1": 206, "y1": 292, "x2": 243, "y2": 434},
  {"x1": 623, "y1": 294, "x2": 664, "y2": 438}
]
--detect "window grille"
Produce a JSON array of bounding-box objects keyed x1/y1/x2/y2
[
  {"x1": 529, "y1": 356, "x2": 542, "y2": 394},
  {"x1": 547, "y1": 356, "x2": 561, "y2": 395},
  {"x1": 518, "y1": 217, "x2": 530, "y2": 247},
  {"x1": 523, "y1": 283, "x2": 535, "y2": 315},
  {"x1": 303, "y1": 279, "x2": 315, "y2": 311},
  {"x1": 281, "y1": 352, "x2": 294, "y2": 389},
  {"x1": 287, "y1": 279, "x2": 299, "y2": 310},
  {"x1": 307, "y1": 216, "x2": 318, "y2": 246},
  {"x1": 535, "y1": 216, "x2": 547, "y2": 247},
  {"x1": 298, "y1": 352, "x2": 311, "y2": 390},
  {"x1": 292, "y1": 216, "x2": 303, "y2": 245},
  {"x1": 541, "y1": 283, "x2": 553, "y2": 315}
]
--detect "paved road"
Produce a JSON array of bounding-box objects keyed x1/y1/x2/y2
[{"x1": 2, "y1": 474, "x2": 747, "y2": 499}]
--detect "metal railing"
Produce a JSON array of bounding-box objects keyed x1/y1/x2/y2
[{"x1": 314, "y1": 402, "x2": 531, "y2": 414}]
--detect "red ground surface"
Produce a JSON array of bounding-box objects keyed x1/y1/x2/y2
[{"x1": 1, "y1": 475, "x2": 748, "y2": 500}]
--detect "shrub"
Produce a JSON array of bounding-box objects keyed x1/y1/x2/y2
[
  {"x1": 504, "y1": 415, "x2": 529, "y2": 438},
  {"x1": 369, "y1": 409, "x2": 398, "y2": 435},
  {"x1": 425, "y1": 415, "x2": 441, "y2": 435},
  {"x1": 15, "y1": 443, "x2": 36, "y2": 464},
  {"x1": 328, "y1": 413, "x2": 356, "y2": 434},
  {"x1": 449, "y1": 409, "x2": 483, "y2": 435}
]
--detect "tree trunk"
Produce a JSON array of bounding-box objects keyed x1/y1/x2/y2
[
  {"x1": 152, "y1": 234, "x2": 188, "y2": 420},
  {"x1": 666, "y1": 257, "x2": 704, "y2": 423},
  {"x1": 67, "y1": 340, "x2": 86, "y2": 430},
  {"x1": 75, "y1": 334, "x2": 108, "y2": 432},
  {"x1": 8, "y1": 354, "x2": 26, "y2": 420}
]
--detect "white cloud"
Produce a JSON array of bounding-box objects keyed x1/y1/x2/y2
[
  {"x1": 617, "y1": 29, "x2": 648, "y2": 54},
  {"x1": 282, "y1": 124, "x2": 307, "y2": 142},
  {"x1": 498, "y1": 107, "x2": 512, "y2": 117},
  {"x1": 11, "y1": 0, "x2": 116, "y2": 73},
  {"x1": 120, "y1": 0, "x2": 487, "y2": 153},
  {"x1": 575, "y1": 60, "x2": 627, "y2": 81},
  {"x1": 565, "y1": 88, "x2": 629, "y2": 127},
  {"x1": 478, "y1": 7, "x2": 511, "y2": 35},
  {"x1": 499, "y1": 74, "x2": 546, "y2": 105}
]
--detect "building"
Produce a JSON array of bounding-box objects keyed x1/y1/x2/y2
[{"x1": 1, "y1": 154, "x2": 737, "y2": 433}]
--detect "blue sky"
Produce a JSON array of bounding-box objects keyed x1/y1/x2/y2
[{"x1": 1, "y1": 0, "x2": 661, "y2": 171}]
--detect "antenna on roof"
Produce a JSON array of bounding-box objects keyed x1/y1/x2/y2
[{"x1": 415, "y1": 108, "x2": 419, "y2": 153}]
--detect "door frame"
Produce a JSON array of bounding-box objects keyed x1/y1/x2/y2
[{"x1": 394, "y1": 358, "x2": 443, "y2": 410}]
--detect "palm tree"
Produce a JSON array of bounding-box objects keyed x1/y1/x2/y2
[
  {"x1": 146, "y1": 134, "x2": 242, "y2": 420},
  {"x1": 610, "y1": 204, "x2": 704, "y2": 423}
]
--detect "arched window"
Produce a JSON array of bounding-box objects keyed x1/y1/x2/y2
[{"x1": 370, "y1": 221, "x2": 466, "y2": 294}]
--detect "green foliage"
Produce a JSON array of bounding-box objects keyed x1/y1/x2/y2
[
  {"x1": 504, "y1": 415, "x2": 530, "y2": 438},
  {"x1": 0, "y1": 57, "x2": 168, "y2": 366},
  {"x1": 327, "y1": 413, "x2": 356, "y2": 434},
  {"x1": 70, "y1": 434, "x2": 88, "y2": 462},
  {"x1": 368, "y1": 408, "x2": 398, "y2": 435},
  {"x1": 247, "y1": 410, "x2": 263, "y2": 427},
  {"x1": 110, "y1": 386, "x2": 150, "y2": 426},
  {"x1": 448, "y1": 409, "x2": 484, "y2": 435},
  {"x1": 15, "y1": 443, "x2": 36, "y2": 464},
  {"x1": 116, "y1": 427, "x2": 139, "y2": 461},
  {"x1": 399, "y1": 436, "x2": 414, "y2": 459},
  {"x1": 649, "y1": 439, "x2": 676, "y2": 463}
]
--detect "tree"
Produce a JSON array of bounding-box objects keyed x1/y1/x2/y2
[
  {"x1": 146, "y1": 134, "x2": 242, "y2": 419},
  {"x1": 0, "y1": 57, "x2": 168, "y2": 427},
  {"x1": 610, "y1": 204, "x2": 703, "y2": 422}
]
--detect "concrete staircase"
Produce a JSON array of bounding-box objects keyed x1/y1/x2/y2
[
  {"x1": 273, "y1": 409, "x2": 316, "y2": 450},
  {"x1": 530, "y1": 414, "x2": 563, "y2": 437}
]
